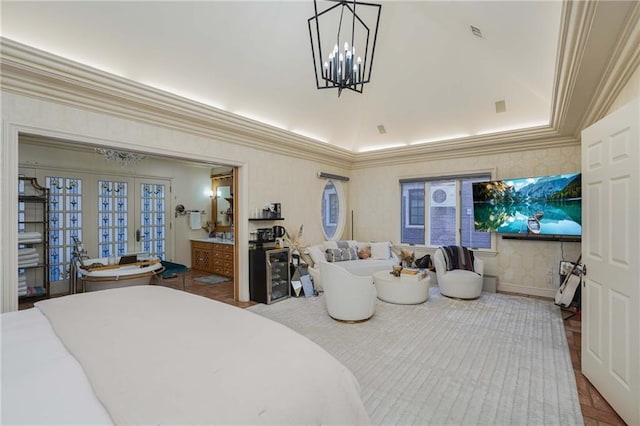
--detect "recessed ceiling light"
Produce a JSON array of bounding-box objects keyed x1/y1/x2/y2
[
  {"x1": 470, "y1": 25, "x2": 483, "y2": 38},
  {"x1": 377, "y1": 124, "x2": 387, "y2": 134},
  {"x1": 495, "y1": 100, "x2": 506, "y2": 113}
]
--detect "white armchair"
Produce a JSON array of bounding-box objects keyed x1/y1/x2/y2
[
  {"x1": 433, "y1": 248, "x2": 484, "y2": 299},
  {"x1": 320, "y1": 262, "x2": 377, "y2": 322}
]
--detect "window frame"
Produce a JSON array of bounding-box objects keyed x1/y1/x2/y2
[
  {"x1": 321, "y1": 179, "x2": 346, "y2": 241},
  {"x1": 400, "y1": 171, "x2": 496, "y2": 251}
]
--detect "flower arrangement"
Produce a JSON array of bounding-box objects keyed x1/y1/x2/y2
[{"x1": 284, "y1": 224, "x2": 305, "y2": 254}]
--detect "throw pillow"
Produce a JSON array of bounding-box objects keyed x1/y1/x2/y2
[
  {"x1": 346, "y1": 240, "x2": 358, "y2": 248},
  {"x1": 326, "y1": 247, "x2": 359, "y2": 262},
  {"x1": 356, "y1": 241, "x2": 370, "y2": 251},
  {"x1": 307, "y1": 245, "x2": 326, "y2": 266},
  {"x1": 324, "y1": 240, "x2": 339, "y2": 250},
  {"x1": 415, "y1": 254, "x2": 432, "y2": 269},
  {"x1": 358, "y1": 247, "x2": 371, "y2": 259},
  {"x1": 370, "y1": 241, "x2": 391, "y2": 259},
  {"x1": 299, "y1": 251, "x2": 314, "y2": 267}
]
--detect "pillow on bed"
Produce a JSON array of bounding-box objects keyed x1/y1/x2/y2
[{"x1": 370, "y1": 241, "x2": 392, "y2": 260}]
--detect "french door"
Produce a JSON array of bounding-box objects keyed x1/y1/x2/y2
[
  {"x1": 96, "y1": 176, "x2": 171, "y2": 258},
  {"x1": 36, "y1": 170, "x2": 172, "y2": 290},
  {"x1": 581, "y1": 99, "x2": 639, "y2": 425}
]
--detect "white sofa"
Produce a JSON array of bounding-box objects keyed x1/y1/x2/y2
[
  {"x1": 320, "y1": 262, "x2": 377, "y2": 322},
  {"x1": 305, "y1": 240, "x2": 398, "y2": 291}
]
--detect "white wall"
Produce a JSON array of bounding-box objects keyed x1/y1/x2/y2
[
  {"x1": 349, "y1": 145, "x2": 582, "y2": 298},
  {"x1": 608, "y1": 65, "x2": 640, "y2": 114}
]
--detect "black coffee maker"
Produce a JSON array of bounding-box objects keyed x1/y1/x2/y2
[{"x1": 256, "y1": 228, "x2": 273, "y2": 241}]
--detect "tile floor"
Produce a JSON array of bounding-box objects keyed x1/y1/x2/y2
[{"x1": 19, "y1": 272, "x2": 626, "y2": 425}]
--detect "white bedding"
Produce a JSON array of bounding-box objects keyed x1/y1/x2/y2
[
  {"x1": 1, "y1": 308, "x2": 112, "y2": 425},
  {"x1": 3, "y1": 286, "x2": 369, "y2": 425}
]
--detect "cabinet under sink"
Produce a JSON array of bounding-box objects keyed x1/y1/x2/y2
[{"x1": 190, "y1": 240, "x2": 234, "y2": 278}]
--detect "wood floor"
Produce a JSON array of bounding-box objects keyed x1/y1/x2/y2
[
  {"x1": 158, "y1": 268, "x2": 256, "y2": 308},
  {"x1": 563, "y1": 311, "x2": 627, "y2": 425},
  {"x1": 19, "y1": 271, "x2": 625, "y2": 425}
]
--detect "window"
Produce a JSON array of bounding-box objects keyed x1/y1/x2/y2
[
  {"x1": 328, "y1": 193, "x2": 338, "y2": 224},
  {"x1": 400, "y1": 174, "x2": 492, "y2": 249},
  {"x1": 321, "y1": 179, "x2": 346, "y2": 240}
]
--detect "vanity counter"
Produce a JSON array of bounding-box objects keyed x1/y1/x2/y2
[
  {"x1": 191, "y1": 237, "x2": 234, "y2": 245},
  {"x1": 190, "y1": 239, "x2": 234, "y2": 277}
]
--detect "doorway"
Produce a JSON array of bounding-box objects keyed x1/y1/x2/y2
[{"x1": 18, "y1": 136, "x2": 239, "y2": 301}]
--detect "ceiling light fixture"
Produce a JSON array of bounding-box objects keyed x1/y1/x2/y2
[
  {"x1": 308, "y1": 0, "x2": 382, "y2": 97},
  {"x1": 95, "y1": 148, "x2": 145, "y2": 167}
]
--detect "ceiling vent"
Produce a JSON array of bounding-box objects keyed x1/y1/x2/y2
[
  {"x1": 377, "y1": 124, "x2": 387, "y2": 134},
  {"x1": 470, "y1": 25, "x2": 483, "y2": 38}
]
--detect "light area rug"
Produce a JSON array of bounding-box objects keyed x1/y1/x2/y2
[
  {"x1": 193, "y1": 274, "x2": 229, "y2": 285},
  {"x1": 249, "y1": 287, "x2": 583, "y2": 425}
]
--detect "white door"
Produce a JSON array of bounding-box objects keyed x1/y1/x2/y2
[{"x1": 581, "y1": 98, "x2": 639, "y2": 425}]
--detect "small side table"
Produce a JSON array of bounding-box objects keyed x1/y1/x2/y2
[{"x1": 373, "y1": 270, "x2": 431, "y2": 304}]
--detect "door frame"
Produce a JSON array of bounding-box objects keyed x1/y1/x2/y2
[{"x1": 5, "y1": 126, "x2": 250, "y2": 312}]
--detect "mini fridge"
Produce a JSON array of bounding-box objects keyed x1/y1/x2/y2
[{"x1": 249, "y1": 246, "x2": 290, "y2": 304}]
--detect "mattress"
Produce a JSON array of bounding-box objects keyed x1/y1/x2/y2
[
  {"x1": 1, "y1": 308, "x2": 113, "y2": 425},
  {"x1": 2, "y1": 286, "x2": 370, "y2": 425}
]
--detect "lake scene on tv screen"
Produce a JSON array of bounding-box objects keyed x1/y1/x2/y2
[{"x1": 472, "y1": 173, "x2": 582, "y2": 236}]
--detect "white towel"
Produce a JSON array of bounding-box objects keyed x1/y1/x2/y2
[
  {"x1": 18, "y1": 238, "x2": 42, "y2": 244},
  {"x1": 189, "y1": 211, "x2": 202, "y2": 230},
  {"x1": 18, "y1": 248, "x2": 37, "y2": 256},
  {"x1": 18, "y1": 231, "x2": 42, "y2": 241},
  {"x1": 18, "y1": 253, "x2": 39, "y2": 261}
]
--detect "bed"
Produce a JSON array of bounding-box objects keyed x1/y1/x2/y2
[{"x1": 1, "y1": 286, "x2": 370, "y2": 425}]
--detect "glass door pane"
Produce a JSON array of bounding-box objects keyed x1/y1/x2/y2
[
  {"x1": 134, "y1": 178, "x2": 171, "y2": 259},
  {"x1": 98, "y1": 180, "x2": 129, "y2": 257}
]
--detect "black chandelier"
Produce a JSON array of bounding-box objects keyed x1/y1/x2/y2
[{"x1": 308, "y1": 0, "x2": 382, "y2": 97}]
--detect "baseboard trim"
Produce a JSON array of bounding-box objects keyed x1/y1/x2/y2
[{"x1": 497, "y1": 282, "x2": 556, "y2": 299}]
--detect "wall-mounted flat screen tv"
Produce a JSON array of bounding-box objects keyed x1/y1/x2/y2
[{"x1": 472, "y1": 173, "x2": 582, "y2": 238}]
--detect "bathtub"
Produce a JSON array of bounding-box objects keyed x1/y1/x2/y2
[{"x1": 78, "y1": 257, "x2": 164, "y2": 292}]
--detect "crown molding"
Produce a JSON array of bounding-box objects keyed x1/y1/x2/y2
[
  {"x1": 549, "y1": 0, "x2": 595, "y2": 134},
  {"x1": 0, "y1": 38, "x2": 355, "y2": 169},
  {"x1": 351, "y1": 130, "x2": 579, "y2": 169},
  {"x1": 577, "y1": 1, "x2": 640, "y2": 130},
  {"x1": 550, "y1": 0, "x2": 640, "y2": 139}
]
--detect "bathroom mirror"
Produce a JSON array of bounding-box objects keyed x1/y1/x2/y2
[{"x1": 211, "y1": 175, "x2": 233, "y2": 231}]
